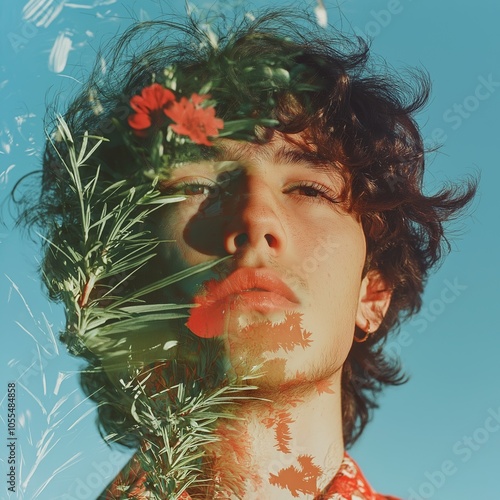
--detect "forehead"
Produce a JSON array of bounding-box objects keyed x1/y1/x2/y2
[{"x1": 207, "y1": 135, "x2": 341, "y2": 176}]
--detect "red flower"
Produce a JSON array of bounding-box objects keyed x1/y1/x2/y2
[
  {"x1": 165, "y1": 93, "x2": 224, "y2": 146},
  {"x1": 128, "y1": 83, "x2": 175, "y2": 136}
]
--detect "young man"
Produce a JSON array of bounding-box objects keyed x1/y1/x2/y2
[
  {"x1": 31, "y1": 12, "x2": 475, "y2": 500},
  {"x1": 148, "y1": 134, "x2": 394, "y2": 499}
]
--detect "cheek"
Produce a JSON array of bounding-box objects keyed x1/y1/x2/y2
[
  {"x1": 297, "y1": 222, "x2": 365, "y2": 343},
  {"x1": 157, "y1": 207, "x2": 192, "y2": 263},
  {"x1": 295, "y1": 216, "x2": 365, "y2": 296},
  {"x1": 320, "y1": 244, "x2": 364, "y2": 320},
  {"x1": 156, "y1": 207, "x2": 223, "y2": 301}
]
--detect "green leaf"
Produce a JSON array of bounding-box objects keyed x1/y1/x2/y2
[
  {"x1": 110, "y1": 256, "x2": 230, "y2": 308},
  {"x1": 118, "y1": 303, "x2": 195, "y2": 314}
]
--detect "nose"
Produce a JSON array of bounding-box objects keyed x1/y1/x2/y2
[{"x1": 223, "y1": 174, "x2": 287, "y2": 257}]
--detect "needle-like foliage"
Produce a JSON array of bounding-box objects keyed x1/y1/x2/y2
[{"x1": 43, "y1": 117, "x2": 260, "y2": 499}]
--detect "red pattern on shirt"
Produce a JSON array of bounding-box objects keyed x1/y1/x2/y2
[
  {"x1": 102, "y1": 451, "x2": 400, "y2": 499},
  {"x1": 317, "y1": 453, "x2": 401, "y2": 500}
]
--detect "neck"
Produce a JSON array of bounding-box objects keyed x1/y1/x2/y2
[{"x1": 199, "y1": 371, "x2": 345, "y2": 499}]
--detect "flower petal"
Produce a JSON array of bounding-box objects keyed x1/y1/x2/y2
[{"x1": 128, "y1": 113, "x2": 151, "y2": 130}]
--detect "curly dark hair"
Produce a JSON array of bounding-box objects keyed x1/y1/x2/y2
[{"x1": 17, "y1": 11, "x2": 476, "y2": 449}]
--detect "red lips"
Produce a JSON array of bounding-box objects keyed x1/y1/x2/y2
[{"x1": 186, "y1": 268, "x2": 299, "y2": 338}]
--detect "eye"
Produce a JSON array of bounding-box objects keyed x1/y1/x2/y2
[
  {"x1": 179, "y1": 183, "x2": 214, "y2": 196},
  {"x1": 285, "y1": 181, "x2": 339, "y2": 204},
  {"x1": 297, "y1": 185, "x2": 323, "y2": 197},
  {"x1": 159, "y1": 178, "x2": 218, "y2": 198}
]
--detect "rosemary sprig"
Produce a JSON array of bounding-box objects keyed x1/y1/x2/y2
[{"x1": 46, "y1": 117, "x2": 260, "y2": 499}]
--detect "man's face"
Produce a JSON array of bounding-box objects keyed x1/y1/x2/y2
[{"x1": 156, "y1": 134, "x2": 368, "y2": 387}]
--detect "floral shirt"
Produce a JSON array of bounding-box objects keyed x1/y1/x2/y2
[
  {"x1": 318, "y1": 454, "x2": 400, "y2": 500},
  {"x1": 101, "y1": 452, "x2": 399, "y2": 500}
]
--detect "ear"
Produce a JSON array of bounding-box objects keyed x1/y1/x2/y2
[{"x1": 355, "y1": 270, "x2": 392, "y2": 333}]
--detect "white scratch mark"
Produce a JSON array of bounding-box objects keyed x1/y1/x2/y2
[
  {"x1": 23, "y1": 0, "x2": 67, "y2": 28},
  {"x1": 66, "y1": 0, "x2": 117, "y2": 7},
  {"x1": 15, "y1": 113, "x2": 37, "y2": 139},
  {"x1": 200, "y1": 24, "x2": 218, "y2": 49},
  {"x1": 47, "y1": 390, "x2": 76, "y2": 426},
  {"x1": 89, "y1": 87, "x2": 104, "y2": 115},
  {"x1": 15, "y1": 113, "x2": 36, "y2": 129},
  {"x1": 100, "y1": 56, "x2": 106, "y2": 75},
  {"x1": 53, "y1": 372, "x2": 69, "y2": 395},
  {"x1": 18, "y1": 381, "x2": 47, "y2": 416},
  {"x1": 6, "y1": 275, "x2": 35, "y2": 322},
  {"x1": 0, "y1": 80, "x2": 8, "y2": 89},
  {"x1": 32, "y1": 452, "x2": 82, "y2": 499},
  {"x1": 0, "y1": 164, "x2": 15, "y2": 184},
  {"x1": 15, "y1": 324, "x2": 40, "y2": 354},
  {"x1": 185, "y1": 1, "x2": 198, "y2": 17},
  {"x1": 64, "y1": 2, "x2": 92, "y2": 8},
  {"x1": 6, "y1": 282, "x2": 57, "y2": 356},
  {"x1": 25, "y1": 145, "x2": 38, "y2": 156},
  {"x1": 36, "y1": 344, "x2": 47, "y2": 396},
  {"x1": 67, "y1": 405, "x2": 97, "y2": 430},
  {"x1": 21, "y1": 387, "x2": 85, "y2": 492},
  {"x1": 96, "y1": 9, "x2": 117, "y2": 20},
  {"x1": 56, "y1": 74, "x2": 83, "y2": 84},
  {"x1": 15, "y1": 322, "x2": 51, "y2": 357},
  {"x1": 19, "y1": 410, "x2": 31, "y2": 428},
  {"x1": 315, "y1": 0, "x2": 328, "y2": 28},
  {"x1": 19, "y1": 447, "x2": 26, "y2": 491},
  {"x1": 73, "y1": 39, "x2": 88, "y2": 49},
  {"x1": 59, "y1": 386, "x2": 101, "y2": 425},
  {"x1": 163, "y1": 340, "x2": 178, "y2": 351},
  {"x1": 42, "y1": 312, "x2": 59, "y2": 355},
  {"x1": 21, "y1": 430, "x2": 60, "y2": 490},
  {"x1": 49, "y1": 31, "x2": 73, "y2": 73},
  {"x1": 14, "y1": 361, "x2": 39, "y2": 392},
  {"x1": 27, "y1": 418, "x2": 34, "y2": 445},
  {"x1": 1, "y1": 127, "x2": 14, "y2": 154}
]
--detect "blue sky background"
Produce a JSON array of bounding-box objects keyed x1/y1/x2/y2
[{"x1": 1, "y1": 1, "x2": 499, "y2": 499}]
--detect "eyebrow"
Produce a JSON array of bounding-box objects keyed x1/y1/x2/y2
[
  {"x1": 211, "y1": 142, "x2": 337, "y2": 174},
  {"x1": 271, "y1": 146, "x2": 335, "y2": 173}
]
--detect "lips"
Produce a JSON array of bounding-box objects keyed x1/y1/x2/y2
[{"x1": 186, "y1": 268, "x2": 299, "y2": 338}]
